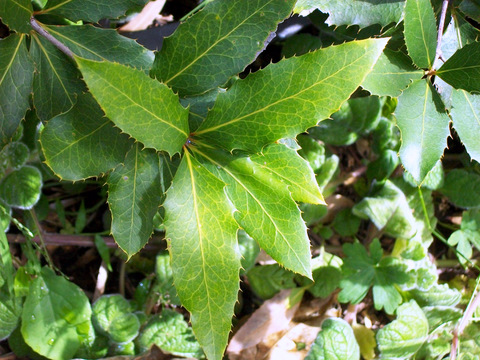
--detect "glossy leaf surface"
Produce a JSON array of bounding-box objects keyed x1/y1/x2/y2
[
  {"x1": 42, "y1": 0, "x2": 148, "y2": 22},
  {"x1": 395, "y1": 80, "x2": 450, "y2": 184},
  {"x1": 0, "y1": 34, "x2": 34, "y2": 147},
  {"x1": 45, "y1": 25, "x2": 154, "y2": 71},
  {"x1": 151, "y1": 0, "x2": 296, "y2": 96},
  {"x1": 107, "y1": 145, "x2": 161, "y2": 257},
  {"x1": 404, "y1": 0, "x2": 437, "y2": 69},
  {"x1": 30, "y1": 34, "x2": 85, "y2": 121},
  {"x1": 41, "y1": 93, "x2": 132, "y2": 181},
  {"x1": 196, "y1": 38, "x2": 387, "y2": 152},
  {"x1": 77, "y1": 58, "x2": 189, "y2": 156},
  {"x1": 163, "y1": 151, "x2": 241, "y2": 360},
  {"x1": 0, "y1": 166, "x2": 42, "y2": 210},
  {"x1": 0, "y1": 0, "x2": 32, "y2": 33}
]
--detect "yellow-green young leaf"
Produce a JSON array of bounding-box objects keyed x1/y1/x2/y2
[
  {"x1": 450, "y1": 89, "x2": 480, "y2": 162},
  {"x1": 192, "y1": 145, "x2": 312, "y2": 278},
  {"x1": 436, "y1": 42, "x2": 480, "y2": 93},
  {"x1": 30, "y1": 34, "x2": 85, "y2": 121},
  {"x1": 151, "y1": 0, "x2": 296, "y2": 96},
  {"x1": 404, "y1": 0, "x2": 437, "y2": 69},
  {"x1": 45, "y1": 25, "x2": 153, "y2": 71},
  {"x1": 395, "y1": 80, "x2": 450, "y2": 184},
  {"x1": 0, "y1": 34, "x2": 34, "y2": 147},
  {"x1": 163, "y1": 151, "x2": 241, "y2": 360},
  {"x1": 42, "y1": 0, "x2": 148, "y2": 22},
  {"x1": 195, "y1": 38, "x2": 388, "y2": 152},
  {"x1": 0, "y1": 0, "x2": 32, "y2": 33},
  {"x1": 108, "y1": 144, "x2": 162, "y2": 257},
  {"x1": 40, "y1": 93, "x2": 133, "y2": 181},
  {"x1": 362, "y1": 48, "x2": 423, "y2": 97},
  {"x1": 76, "y1": 58, "x2": 189, "y2": 156}
]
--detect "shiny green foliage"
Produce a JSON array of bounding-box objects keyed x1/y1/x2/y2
[
  {"x1": 0, "y1": 34, "x2": 34, "y2": 147},
  {"x1": 0, "y1": 166, "x2": 42, "y2": 210},
  {"x1": 440, "y1": 169, "x2": 480, "y2": 208},
  {"x1": 0, "y1": 0, "x2": 32, "y2": 33},
  {"x1": 151, "y1": 0, "x2": 296, "y2": 96}
]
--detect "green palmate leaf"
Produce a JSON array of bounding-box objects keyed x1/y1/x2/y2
[
  {"x1": 30, "y1": 34, "x2": 85, "y2": 121},
  {"x1": 362, "y1": 48, "x2": 423, "y2": 97},
  {"x1": 41, "y1": 93, "x2": 132, "y2": 181},
  {"x1": 294, "y1": 0, "x2": 405, "y2": 28},
  {"x1": 45, "y1": 25, "x2": 153, "y2": 71},
  {"x1": 107, "y1": 144, "x2": 161, "y2": 257},
  {"x1": 395, "y1": 80, "x2": 450, "y2": 184},
  {"x1": 22, "y1": 267, "x2": 92, "y2": 360},
  {"x1": 137, "y1": 309, "x2": 203, "y2": 358},
  {"x1": 436, "y1": 42, "x2": 480, "y2": 93},
  {"x1": 306, "y1": 318, "x2": 360, "y2": 360},
  {"x1": 450, "y1": 90, "x2": 480, "y2": 162},
  {"x1": 42, "y1": 0, "x2": 148, "y2": 22},
  {"x1": 163, "y1": 151, "x2": 241, "y2": 360},
  {"x1": 151, "y1": 0, "x2": 296, "y2": 96},
  {"x1": 76, "y1": 58, "x2": 189, "y2": 156},
  {"x1": 0, "y1": 166, "x2": 42, "y2": 210},
  {"x1": 0, "y1": 0, "x2": 32, "y2": 33},
  {"x1": 192, "y1": 145, "x2": 312, "y2": 277},
  {"x1": 377, "y1": 300, "x2": 428, "y2": 359},
  {"x1": 195, "y1": 38, "x2": 387, "y2": 152},
  {"x1": 0, "y1": 34, "x2": 34, "y2": 147},
  {"x1": 404, "y1": 0, "x2": 437, "y2": 69}
]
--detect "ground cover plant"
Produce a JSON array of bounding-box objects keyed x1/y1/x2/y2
[{"x1": 1, "y1": 0, "x2": 480, "y2": 359}]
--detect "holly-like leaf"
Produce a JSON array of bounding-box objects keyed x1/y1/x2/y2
[
  {"x1": 450, "y1": 90, "x2": 480, "y2": 162},
  {"x1": 42, "y1": 0, "x2": 148, "y2": 22},
  {"x1": 151, "y1": 0, "x2": 296, "y2": 96},
  {"x1": 404, "y1": 0, "x2": 437, "y2": 69},
  {"x1": 21, "y1": 267, "x2": 92, "y2": 360},
  {"x1": 30, "y1": 34, "x2": 85, "y2": 121},
  {"x1": 76, "y1": 58, "x2": 189, "y2": 156},
  {"x1": 107, "y1": 144, "x2": 162, "y2": 257},
  {"x1": 395, "y1": 80, "x2": 450, "y2": 184},
  {"x1": 195, "y1": 38, "x2": 388, "y2": 152},
  {"x1": 41, "y1": 93, "x2": 132, "y2": 181},
  {"x1": 362, "y1": 48, "x2": 423, "y2": 97},
  {"x1": 44, "y1": 25, "x2": 153, "y2": 71},
  {"x1": 0, "y1": 0, "x2": 32, "y2": 33},
  {"x1": 0, "y1": 166, "x2": 42, "y2": 210},
  {"x1": 0, "y1": 34, "x2": 34, "y2": 147},
  {"x1": 436, "y1": 42, "x2": 480, "y2": 93},
  {"x1": 192, "y1": 145, "x2": 312, "y2": 277},
  {"x1": 294, "y1": 0, "x2": 405, "y2": 28},
  {"x1": 377, "y1": 300, "x2": 428, "y2": 359},
  {"x1": 163, "y1": 151, "x2": 241, "y2": 360}
]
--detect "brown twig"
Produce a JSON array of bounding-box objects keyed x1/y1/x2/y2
[{"x1": 30, "y1": 16, "x2": 74, "y2": 58}]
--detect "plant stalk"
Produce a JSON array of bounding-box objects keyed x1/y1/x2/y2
[{"x1": 30, "y1": 16, "x2": 74, "y2": 58}]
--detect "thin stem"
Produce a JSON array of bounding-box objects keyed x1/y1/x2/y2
[
  {"x1": 30, "y1": 17, "x2": 74, "y2": 58},
  {"x1": 119, "y1": 261, "x2": 126, "y2": 297},
  {"x1": 29, "y1": 209, "x2": 55, "y2": 269},
  {"x1": 434, "y1": 0, "x2": 450, "y2": 66}
]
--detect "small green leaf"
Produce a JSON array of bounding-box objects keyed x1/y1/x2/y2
[
  {"x1": 377, "y1": 300, "x2": 428, "y2": 359},
  {"x1": 151, "y1": 0, "x2": 296, "y2": 96},
  {"x1": 136, "y1": 309, "x2": 203, "y2": 358},
  {"x1": 193, "y1": 146, "x2": 312, "y2": 277},
  {"x1": 0, "y1": 141, "x2": 30, "y2": 171},
  {"x1": 0, "y1": 166, "x2": 42, "y2": 210},
  {"x1": 440, "y1": 169, "x2": 480, "y2": 208},
  {"x1": 45, "y1": 25, "x2": 153, "y2": 71},
  {"x1": 238, "y1": 230, "x2": 260, "y2": 275},
  {"x1": 41, "y1": 93, "x2": 132, "y2": 181},
  {"x1": 94, "y1": 235, "x2": 112, "y2": 272},
  {"x1": 294, "y1": 0, "x2": 405, "y2": 28},
  {"x1": 436, "y1": 42, "x2": 480, "y2": 93},
  {"x1": 395, "y1": 80, "x2": 450, "y2": 184},
  {"x1": 450, "y1": 90, "x2": 480, "y2": 162},
  {"x1": 362, "y1": 48, "x2": 423, "y2": 97},
  {"x1": 0, "y1": 294, "x2": 21, "y2": 341},
  {"x1": 0, "y1": 34, "x2": 34, "y2": 147},
  {"x1": 460, "y1": 0, "x2": 480, "y2": 23},
  {"x1": 109, "y1": 313, "x2": 140, "y2": 344},
  {"x1": 0, "y1": 0, "x2": 32, "y2": 33},
  {"x1": 42, "y1": 0, "x2": 148, "y2": 22},
  {"x1": 30, "y1": 34, "x2": 85, "y2": 121},
  {"x1": 195, "y1": 38, "x2": 388, "y2": 152},
  {"x1": 409, "y1": 283, "x2": 461, "y2": 307},
  {"x1": 404, "y1": 0, "x2": 437, "y2": 69},
  {"x1": 107, "y1": 144, "x2": 162, "y2": 257},
  {"x1": 306, "y1": 318, "x2": 360, "y2": 360},
  {"x1": 154, "y1": 253, "x2": 180, "y2": 306},
  {"x1": 163, "y1": 151, "x2": 241, "y2": 360},
  {"x1": 76, "y1": 58, "x2": 189, "y2": 156},
  {"x1": 22, "y1": 267, "x2": 92, "y2": 360},
  {"x1": 247, "y1": 264, "x2": 297, "y2": 299}
]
